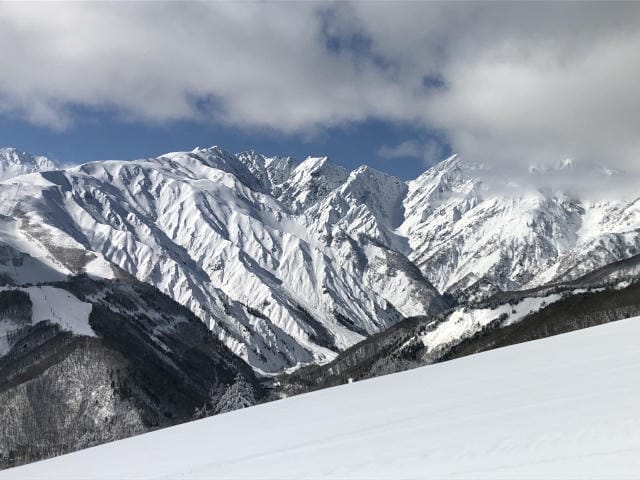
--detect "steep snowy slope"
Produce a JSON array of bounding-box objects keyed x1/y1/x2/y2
[
  {"x1": 0, "y1": 148, "x2": 57, "y2": 181},
  {"x1": 305, "y1": 165, "x2": 444, "y2": 317},
  {"x1": 1, "y1": 144, "x2": 639, "y2": 373},
  {"x1": 400, "y1": 155, "x2": 640, "y2": 299},
  {"x1": 278, "y1": 155, "x2": 349, "y2": 212},
  {"x1": 0, "y1": 147, "x2": 444, "y2": 373},
  {"x1": 6, "y1": 317, "x2": 640, "y2": 479},
  {"x1": 235, "y1": 150, "x2": 296, "y2": 193}
]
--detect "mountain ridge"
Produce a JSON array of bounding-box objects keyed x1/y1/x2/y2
[
  {"x1": 0, "y1": 146, "x2": 443, "y2": 373},
  {"x1": 1, "y1": 145, "x2": 639, "y2": 373},
  {"x1": 0, "y1": 148, "x2": 57, "y2": 182}
]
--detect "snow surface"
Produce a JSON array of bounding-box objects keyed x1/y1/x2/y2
[
  {"x1": 26, "y1": 286, "x2": 95, "y2": 337},
  {"x1": 5, "y1": 317, "x2": 640, "y2": 479},
  {"x1": 0, "y1": 286, "x2": 94, "y2": 356},
  {"x1": 421, "y1": 292, "x2": 563, "y2": 353},
  {"x1": 84, "y1": 256, "x2": 115, "y2": 279},
  {"x1": 0, "y1": 215, "x2": 70, "y2": 284},
  {"x1": 0, "y1": 148, "x2": 57, "y2": 181}
]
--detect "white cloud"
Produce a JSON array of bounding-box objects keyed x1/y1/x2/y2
[
  {"x1": 378, "y1": 141, "x2": 423, "y2": 160},
  {"x1": 378, "y1": 139, "x2": 446, "y2": 166},
  {"x1": 1, "y1": 2, "x2": 640, "y2": 172}
]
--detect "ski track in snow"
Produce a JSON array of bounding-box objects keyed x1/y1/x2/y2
[{"x1": 4, "y1": 317, "x2": 640, "y2": 479}]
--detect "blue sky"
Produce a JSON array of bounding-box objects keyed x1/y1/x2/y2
[
  {"x1": 1, "y1": 2, "x2": 638, "y2": 177},
  {"x1": 0, "y1": 112, "x2": 449, "y2": 180}
]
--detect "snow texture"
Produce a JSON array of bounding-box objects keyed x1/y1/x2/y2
[
  {"x1": 400, "y1": 155, "x2": 640, "y2": 298},
  {"x1": 0, "y1": 146, "x2": 442, "y2": 373},
  {"x1": 0, "y1": 286, "x2": 94, "y2": 356},
  {"x1": 0, "y1": 148, "x2": 57, "y2": 181},
  {"x1": 1, "y1": 145, "x2": 639, "y2": 372},
  {"x1": 26, "y1": 286, "x2": 95, "y2": 337},
  {"x1": 421, "y1": 292, "x2": 563, "y2": 353},
  {"x1": 4, "y1": 317, "x2": 640, "y2": 479}
]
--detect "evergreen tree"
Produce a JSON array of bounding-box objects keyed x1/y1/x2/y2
[{"x1": 215, "y1": 374, "x2": 256, "y2": 414}]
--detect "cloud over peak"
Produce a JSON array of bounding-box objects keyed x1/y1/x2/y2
[{"x1": 1, "y1": 2, "x2": 639, "y2": 170}]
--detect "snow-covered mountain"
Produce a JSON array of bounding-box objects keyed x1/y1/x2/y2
[
  {"x1": 0, "y1": 145, "x2": 638, "y2": 373},
  {"x1": 0, "y1": 148, "x2": 57, "y2": 181},
  {"x1": 400, "y1": 155, "x2": 640, "y2": 300},
  {"x1": 0, "y1": 147, "x2": 444, "y2": 374}
]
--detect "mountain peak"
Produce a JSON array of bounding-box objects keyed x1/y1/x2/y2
[
  {"x1": 278, "y1": 156, "x2": 348, "y2": 212},
  {"x1": 0, "y1": 147, "x2": 57, "y2": 181},
  {"x1": 350, "y1": 164, "x2": 401, "y2": 182},
  {"x1": 236, "y1": 150, "x2": 297, "y2": 192},
  {"x1": 1, "y1": 141, "x2": 638, "y2": 375},
  {"x1": 296, "y1": 155, "x2": 334, "y2": 171},
  {"x1": 336, "y1": 163, "x2": 408, "y2": 228}
]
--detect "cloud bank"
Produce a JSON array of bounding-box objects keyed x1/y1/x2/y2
[{"x1": 1, "y1": 2, "x2": 639, "y2": 172}]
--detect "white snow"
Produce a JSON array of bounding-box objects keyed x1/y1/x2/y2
[
  {"x1": 421, "y1": 293, "x2": 563, "y2": 353},
  {"x1": 84, "y1": 256, "x2": 115, "y2": 279},
  {"x1": 0, "y1": 145, "x2": 638, "y2": 372},
  {"x1": 0, "y1": 215, "x2": 69, "y2": 284},
  {"x1": 26, "y1": 286, "x2": 95, "y2": 337},
  {"x1": 0, "y1": 286, "x2": 95, "y2": 345},
  {"x1": 0, "y1": 148, "x2": 57, "y2": 181},
  {"x1": 4, "y1": 318, "x2": 640, "y2": 479}
]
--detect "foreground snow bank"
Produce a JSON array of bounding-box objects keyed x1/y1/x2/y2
[{"x1": 4, "y1": 317, "x2": 640, "y2": 479}]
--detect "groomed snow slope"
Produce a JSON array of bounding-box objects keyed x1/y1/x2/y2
[{"x1": 5, "y1": 318, "x2": 640, "y2": 479}]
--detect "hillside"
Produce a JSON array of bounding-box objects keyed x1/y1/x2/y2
[
  {"x1": 0, "y1": 274, "x2": 261, "y2": 468},
  {"x1": 5, "y1": 317, "x2": 640, "y2": 479}
]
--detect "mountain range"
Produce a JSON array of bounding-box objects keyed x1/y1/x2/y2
[
  {"x1": 1, "y1": 146, "x2": 639, "y2": 375},
  {"x1": 2, "y1": 144, "x2": 640, "y2": 468}
]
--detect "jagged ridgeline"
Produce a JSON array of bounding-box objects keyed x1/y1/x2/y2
[
  {"x1": 3, "y1": 146, "x2": 640, "y2": 374},
  {"x1": 279, "y1": 255, "x2": 640, "y2": 395},
  {"x1": 0, "y1": 147, "x2": 446, "y2": 374},
  {"x1": 0, "y1": 274, "x2": 262, "y2": 469}
]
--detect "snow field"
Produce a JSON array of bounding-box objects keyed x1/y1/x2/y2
[{"x1": 5, "y1": 316, "x2": 640, "y2": 479}]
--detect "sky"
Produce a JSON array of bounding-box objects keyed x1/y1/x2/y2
[
  {"x1": 0, "y1": 114, "x2": 449, "y2": 179},
  {"x1": 1, "y1": 2, "x2": 639, "y2": 180}
]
